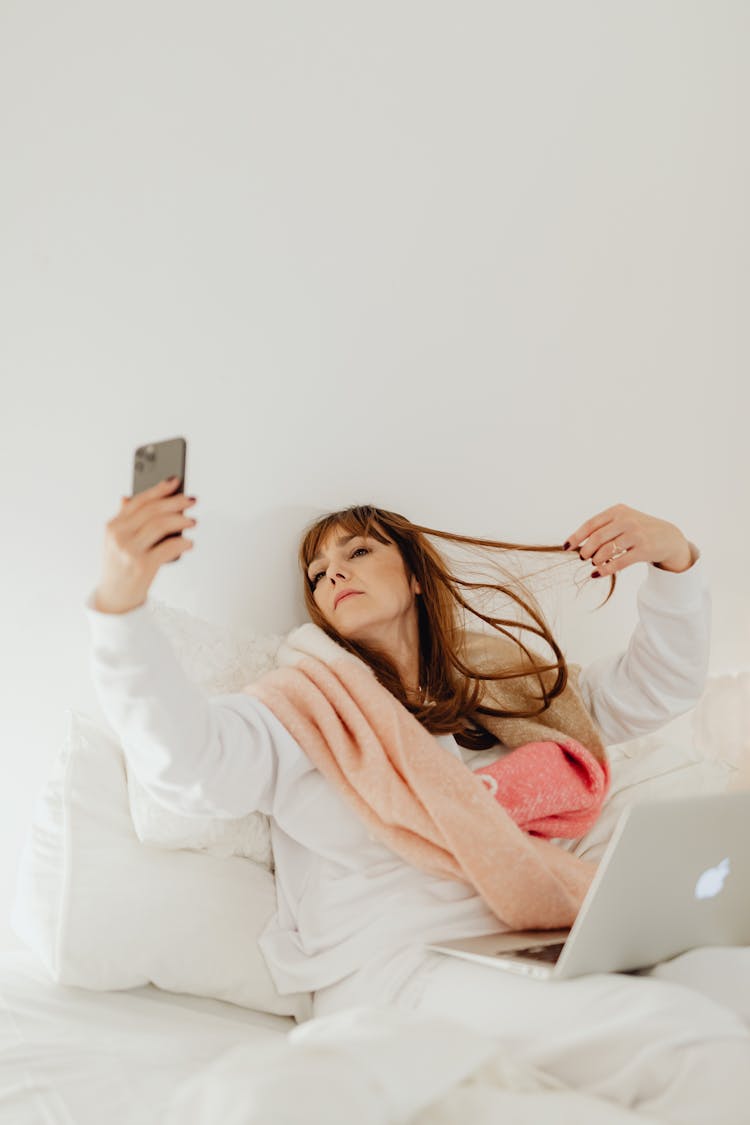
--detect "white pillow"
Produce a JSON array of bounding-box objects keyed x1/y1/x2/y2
[
  {"x1": 692, "y1": 669, "x2": 750, "y2": 785},
  {"x1": 568, "y1": 697, "x2": 742, "y2": 865},
  {"x1": 11, "y1": 709, "x2": 312, "y2": 1022},
  {"x1": 124, "y1": 597, "x2": 286, "y2": 868},
  {"x1": 145, "y1": 596, "x2": 285, "y2": 696}
]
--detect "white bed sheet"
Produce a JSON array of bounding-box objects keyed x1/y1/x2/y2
[
  {"x1": 0, "y1": 950, "x2": 294, "y2": 1125},
  {"x1": 0, "y1": 947, "x2": 653, "y2": 1125},
  {"x1": 5, "y1": 944, "x2": 749, "y2": 1125}
]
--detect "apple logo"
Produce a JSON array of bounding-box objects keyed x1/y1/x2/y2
[{"x1": 695, "y1": 857, "x2": 731, "y2": 900}]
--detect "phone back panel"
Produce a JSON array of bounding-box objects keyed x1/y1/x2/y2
[{"x1": 132, "y1": 437, "x2": 186, "y2": 496}]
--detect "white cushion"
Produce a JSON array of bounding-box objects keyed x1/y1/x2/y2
[
  {"x1": 10, "y1": 709, "x2": 312, "y2": 1021},
  {"x1": 692, "y1": 669, "x2": 750, "y2": 783},
  {"x1": 569, "y1": 687, "x2": 745, "y2": 864}
]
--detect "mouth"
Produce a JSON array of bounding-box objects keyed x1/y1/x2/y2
[{"x1": 335, "y1": 592, "x2": 363, "y2": 609}]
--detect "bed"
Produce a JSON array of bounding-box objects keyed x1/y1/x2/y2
[{"x1": 6, "y1": 599, "x2": 748, "y2": 1123}]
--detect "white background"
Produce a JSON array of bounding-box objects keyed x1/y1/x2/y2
[{"x1": 1, "y1": 1, "x2": 748, "y2": 950}]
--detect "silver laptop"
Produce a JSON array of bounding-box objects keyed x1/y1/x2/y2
[{"x1": 425, "y1": 791, "x2": 750, "y2": 980}]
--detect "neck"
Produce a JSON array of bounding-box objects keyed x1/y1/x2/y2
[{"x1": 348, "y1": 609, "x2": 421, "y2": 699}]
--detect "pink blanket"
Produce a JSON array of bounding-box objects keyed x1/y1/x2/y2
[{"x1": 245, "y1": 626, "x2": 611, "y2": 931}]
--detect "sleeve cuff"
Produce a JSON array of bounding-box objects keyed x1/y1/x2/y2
[
  {"x1": 641, "y1": 542, "x2": 708, "y2": 609},
  {"x1": 84, "y1": 588, "x2": 152, "y2": 629}
]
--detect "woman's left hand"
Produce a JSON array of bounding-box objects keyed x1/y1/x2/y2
[{"x1": 564, "y1": 504, "x2": 695, "y2": 576}]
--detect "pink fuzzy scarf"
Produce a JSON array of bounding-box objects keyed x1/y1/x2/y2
[{"x1": 244, "y1": 625, "x2": 611, "y2": 930}]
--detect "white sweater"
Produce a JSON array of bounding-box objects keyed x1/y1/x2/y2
[{"x1": 84, "y1": 553, "x2": 710, "y2": 996}]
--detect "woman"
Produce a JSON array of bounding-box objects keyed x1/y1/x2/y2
[{"x1": 87, "y1": 480, "x2": 750, "y2": 1123}]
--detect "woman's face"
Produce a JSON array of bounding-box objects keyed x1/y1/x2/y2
[{"x1": 307, "y1": 526, "x2": 422, "y2": 640}]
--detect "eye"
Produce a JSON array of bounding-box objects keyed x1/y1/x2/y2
[{"x1": 311, "y1": 547, "x2": 369, "y2": 586}]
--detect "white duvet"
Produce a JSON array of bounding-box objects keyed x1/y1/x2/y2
[{"x1": 165, "y1": 1004, "x2": 659, "y2": 1124}]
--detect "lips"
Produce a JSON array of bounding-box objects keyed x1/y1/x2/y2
[{"x1": 335, "y1": 591, "x2": 362, "y2": 609}]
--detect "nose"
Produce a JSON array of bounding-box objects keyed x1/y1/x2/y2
[{"x1": 320, "y1": 563, "x2": 348, "y2": 585}]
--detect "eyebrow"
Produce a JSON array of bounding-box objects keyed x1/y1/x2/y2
[{"x1": 308, "y1": 534, "x2": 363, "y2": 572}]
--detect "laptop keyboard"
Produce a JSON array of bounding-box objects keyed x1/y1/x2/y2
[{"x1": 516, "y1": 942, "x2": 566, "y2": 963}]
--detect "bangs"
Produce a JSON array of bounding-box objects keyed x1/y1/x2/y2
[{"x1": 303, "y1": 507, "x2": 394, "y2": 573}]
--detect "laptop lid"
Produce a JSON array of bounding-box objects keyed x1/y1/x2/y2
[{"x1": 554, "y1": 790, "x2": 750, "y2": 977}]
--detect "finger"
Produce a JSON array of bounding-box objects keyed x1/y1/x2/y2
[
  {"x1": 594, "y1": 544, "x2": 634, "y2": 576},
  {"x1": 133, "y1": 512, "x2": 196, "y2": 553},
  {"x1": 123, "y1": 476, "x2": 181, "y2": 510},
  {"x1": 154, "y1": 530, "x2": 195, "y2": 565},
  {"x1": 568, "y1": 520, "x2": 620, "y2": 560},
  {"x1": 122, "y1": 486, "x2": 191, "y2": 537},
  {"x1": 564, "y1": 507, "x2": 620, "y2": 554}
]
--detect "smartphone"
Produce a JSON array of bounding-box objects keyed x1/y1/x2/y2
[{"x1": 131, "y1": 437, "x2": 188, "y2": 562}]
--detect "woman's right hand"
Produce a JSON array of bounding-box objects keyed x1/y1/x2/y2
[{"x1": 93, "y1": 477, "x2": 198, "y2": 614}]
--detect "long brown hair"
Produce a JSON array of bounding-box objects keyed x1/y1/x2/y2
[{"x1": 298, "y1": 505, "x2": 616, "y2": 750}]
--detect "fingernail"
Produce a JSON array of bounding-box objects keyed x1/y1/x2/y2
[
  {"x1": 591, "y1": 571, "x2": 601, "y2": 578},
  {"x1": 563, "y1": 541, "x2": 571, "y2": 551}
]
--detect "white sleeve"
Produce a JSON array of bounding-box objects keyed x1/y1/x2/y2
[
  {"x1": 83, "y1": 590, "x2": 281, "y2": 818},
  {"x1": 576, "y1": 544, "x2": 711, "y2": 746}
]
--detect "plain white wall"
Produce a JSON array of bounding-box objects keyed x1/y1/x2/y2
[{"x1": 2, "y1": 1, "x2": 748, "y2": 953}]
